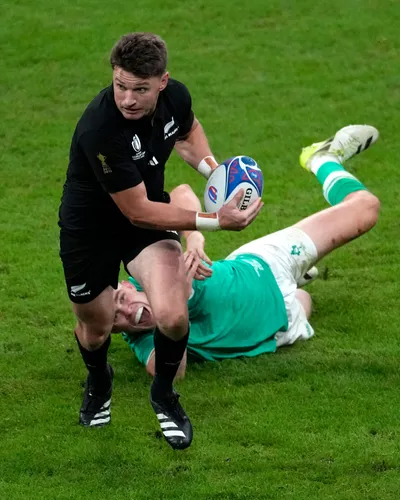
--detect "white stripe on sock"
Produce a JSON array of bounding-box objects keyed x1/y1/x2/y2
[
  {"x1": 323, "y1": 171, "x2": 356, "y2": 201},
  {"x1": 156, "y1": 413, "x2": 167, "y2": 420},
  {"x1": 163, "y1": 430, "x2": 186, "y2": 438}
]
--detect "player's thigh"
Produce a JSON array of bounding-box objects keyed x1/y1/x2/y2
[
  {"x1": 73, "y1": 286, "x2": 116, "y2": 342},
  {"x1": 60, "y1": 230, "x2": 120, "y2": 337},
  {"x1": 226, "y1": 227, "x2": 318, "y2": 284},
  {"x1": 126, "y1": 239, "x2": 188, "y2": 325},
  {"x1": 293, "y1": 192, "x2": 379, "y2": 259}
]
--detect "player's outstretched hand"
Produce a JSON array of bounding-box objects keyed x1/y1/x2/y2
[
  {"x1": 184, "y1": 249, "x2": 212, "y2": 281},
  {"x1": 218, "y1": 190, "x2": 264, "y2": 231},
  {"x1": 185, "y1": 232, "x2": 213, "y2": 280}
]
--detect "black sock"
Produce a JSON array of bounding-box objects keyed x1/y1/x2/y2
[
  {"x1": 75, "y1": 334, "x2": 111, "y2": 393},
  {"x1": 151, "y1": 327, "x2": 189, "y2": 401}
]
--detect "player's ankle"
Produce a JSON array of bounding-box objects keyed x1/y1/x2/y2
[
  {"x1": 310, "y1": 153, "x2": 341, "y2": 175},
  {"x1": 151, "y1": 376, "x2": 174, "y2": 401}
]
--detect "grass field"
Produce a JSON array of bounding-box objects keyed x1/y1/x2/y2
[{"x1": 1, "y1": 0, "x2": 400, "y2": 498}]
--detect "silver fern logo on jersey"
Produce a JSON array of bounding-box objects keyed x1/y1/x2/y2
[
  {"x1": 131, "y1": 134, "x2": 145, "y2": 160},
  {"x1": 164, "y1": 117, "x2": 175, "y2": 135},
  {"x1": 164, "y1": 116, "x2": 179, "y2": 139}
]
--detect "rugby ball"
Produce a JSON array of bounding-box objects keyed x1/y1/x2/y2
[{"x1": 204, "y1": 156, "x2": 263, "y2": 212}]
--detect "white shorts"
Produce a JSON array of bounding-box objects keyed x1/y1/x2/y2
[{"x1": 227, "y1": 227, "x2": 318, "y2": 347}]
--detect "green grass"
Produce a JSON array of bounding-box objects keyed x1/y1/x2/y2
[{"x1": 1, "y1": 0, "x2": 400, "y2": 498}]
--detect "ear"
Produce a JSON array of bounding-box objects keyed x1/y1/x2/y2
[
  {"x1": 159, "y1": 72, "x2": 169, "y2": 91},
  {"x1": 120, "y1": 280, "x2": 137, "y2": 291}
]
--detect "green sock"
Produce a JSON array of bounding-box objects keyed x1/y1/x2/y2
[{"x1": 314, "y1": 161, "x2": 367, "y2": 206}]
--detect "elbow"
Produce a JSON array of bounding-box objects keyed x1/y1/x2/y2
[{"x1": 128, "y1": 215, "x2": 151, "y2": 228}]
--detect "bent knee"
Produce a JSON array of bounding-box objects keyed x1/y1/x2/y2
[
  {"x1": 155, "y1": 308, "x2": 189, "y2": 338},
  {"x1": 170, "y1": 184, "x2": 193, "y2": 197},
  {"x1": 355, "y1": 191, "x2": 381, "y2": 233},
  {"x1": 360, "y1": 191, "x2": 380, "y2": 215},
  {"x1": 76, "y1": 321, "x2": 112, "y2": 349}
]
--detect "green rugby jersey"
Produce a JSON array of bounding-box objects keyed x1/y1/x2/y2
[{"x1": 123, "y1": 254, "x2": 288, "y2": 364}]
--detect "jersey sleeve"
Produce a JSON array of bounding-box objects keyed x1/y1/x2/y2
[
  {"x1": 122, "y1": 331, "x2": 155, "y2": 366},
  {"x1": 172, "y1": 81, "x2": 195, "y2": 139},
  {"x1": 79, "y1": 130, "x2": 143, "y2": 193}
]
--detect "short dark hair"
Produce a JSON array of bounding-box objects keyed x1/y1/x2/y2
[{"x1": 110, "y1": 32, "x2": 168, "y2": 78}]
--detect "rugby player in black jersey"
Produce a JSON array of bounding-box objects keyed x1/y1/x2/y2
[{"x1": 58, "y1": 32, "x2": 263, "y2": 449}]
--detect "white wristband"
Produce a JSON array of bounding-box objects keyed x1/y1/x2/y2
[
  {"x1": 195, "y1": 212, "x2": 220, "y2": 231},
  {"x1": 197, "y1": 156, "x2": 218, "y2": 179}
]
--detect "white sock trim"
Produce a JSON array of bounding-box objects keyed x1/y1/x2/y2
[
  {"x1": 310, "y1": 153, "x2": 341, "y2": 175},
  {"x1": 323, "y1": 171, "x2": 357, "y2": 201}
]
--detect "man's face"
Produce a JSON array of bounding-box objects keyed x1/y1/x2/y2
[
  {"x1": 112, "y1": 281, "x2": 156, "y2": 333},
  {"x1": 112, "y1": 67, "x2": 168, "y2": 120}
]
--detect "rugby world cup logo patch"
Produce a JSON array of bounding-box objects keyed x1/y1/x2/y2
[
  {"x1": 131, "y1": 134, "x2": 146, "y2": 160},
  {"x1": 208, "y1": 185, "x2": 218, "y2": 204},
  {"x1": 132, "y1": 134, "x2": 141, "y2": 153}
]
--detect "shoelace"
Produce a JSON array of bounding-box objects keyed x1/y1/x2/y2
[{"x1": 161, "y1": 392, "x2": 187, "y2": 420}]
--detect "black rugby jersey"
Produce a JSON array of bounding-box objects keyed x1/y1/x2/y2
[{"x1": 59, "y1": 78, "x2": 194, "y2": 234}]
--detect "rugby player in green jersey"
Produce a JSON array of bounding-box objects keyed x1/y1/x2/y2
[{"x1": 113, "y1": 125, "x2": 380, "y2": 386}]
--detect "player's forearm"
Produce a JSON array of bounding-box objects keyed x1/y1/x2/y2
[
  {"x1": 175, "y1": 120, "x2": 218, "y2": 177},
  {"x1": 127, "y1": 199, "x2": 198, "y2": 230},
  {"x1": 111, "y1": 184, "x2": 221, "y2": 232}
]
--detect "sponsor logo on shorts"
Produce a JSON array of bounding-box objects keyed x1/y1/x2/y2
[
  {"x1": 70, "y1": 283, "x2": 91, "y2": 297},
  {"x1": 290, "y1": 244, "x2": 302, "y2": 256},
  {"x1": 208, "y1": 186, "x2": 218, "y2": 203}
]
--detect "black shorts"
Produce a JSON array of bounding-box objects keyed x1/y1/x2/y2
[{"x1": 60, "y1": 226, "x2": 180, "y2": 304}]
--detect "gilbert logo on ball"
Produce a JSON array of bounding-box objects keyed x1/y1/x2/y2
[{"x1": 204, "y1": 156, "x2": 263, "y2": 212}]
